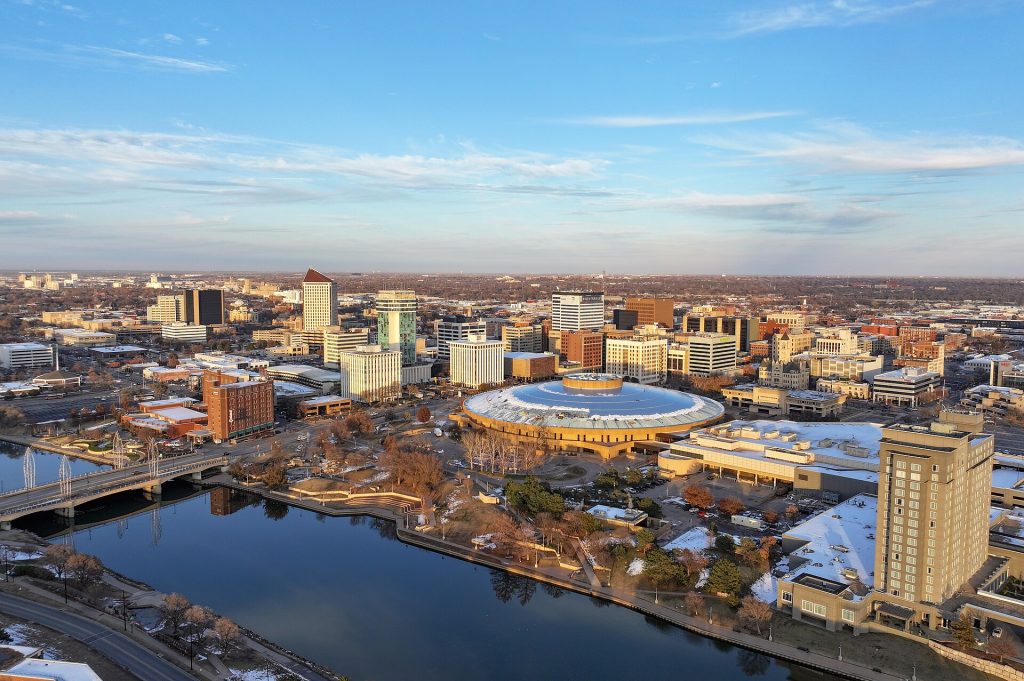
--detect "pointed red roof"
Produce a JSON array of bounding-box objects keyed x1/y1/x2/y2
[{"x1": 303, "y1": 268, "x2": 333, "y2": 284}]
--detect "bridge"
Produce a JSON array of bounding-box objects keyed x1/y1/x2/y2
[{"x1": 0, "y1": 451, "x2": 229, "y2": 529}]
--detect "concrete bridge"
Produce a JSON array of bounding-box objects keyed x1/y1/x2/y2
[{"x1": 0, "y1": 452, "x2": 228, "y2": 529}]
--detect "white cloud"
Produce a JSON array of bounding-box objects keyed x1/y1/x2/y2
[
  {"x1": 0, "y1": 210, "x2": 42, "y2": 220},
  {"x1": 728, "y1": 1, "x2": 935, "y2": 37},
  {"x1": 697, "y1": 122, "x2": 1024, "y2": 172},
  {"x1": 195, "y1": 37, "x2": 209, "y2": 46},
  {"x1": 0, "y1": 43, "x2": 231, "y2": 73},
  {"x1": 163, "y1": 33, "x2": 182, "y2": 44},
  {"x1": 563, "y1": 111, "x2": 793, "y2": 127}
]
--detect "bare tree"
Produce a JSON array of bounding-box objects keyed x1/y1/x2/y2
[
  {"x1": 161, "y1": 593, "x2": 191, "y2": 635},
  {"x1": 683, "y1": 591, "x2": 704, "y2": 617},
  {"x1": 987, "y1": 637, "x2": 1017, "y2": 664},
  {"x1": 212, "y1": 617, "x2": 242, "y2": 651},
  {"x1": 66, "y1": 553, "x2": 104, "y2": 591},
  {"x1": 738, "y1": 595, "x2": 773, "y2": 635}
]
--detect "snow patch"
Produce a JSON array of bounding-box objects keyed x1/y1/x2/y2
[{"x1": 626, "y1": 557, "x2": 645, "y2": 576}]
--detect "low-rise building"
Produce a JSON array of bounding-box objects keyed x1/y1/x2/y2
[
  {"x1": 0, "y1": 342, "x2": 54, "y2": 369},
  {"x1": 264, "y1": 364, "x2": 341, "y2": 394},
  {"x1": 871, "y1": 367, "x2": 942, "y2": 407},
  {"x1": 961, "y1": 385, "x2": 1024, "y2": 417},
  {"x1": 720, "y1": 385, "x2": 846, "y2": 418},
  {"x1": 161, "y1": 323, "x2": 207, "y2": 344},
  {"x1": 53, "y1": 329, "x2": 116, "y2": 346},
  {"x1": 504, "y1": 351, "x2": 557, "y2": 381},
  {"x1": 816, "y1": 378, "x2": 871, "y2": 400}
]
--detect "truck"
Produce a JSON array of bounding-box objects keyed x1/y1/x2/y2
[{"x1": 731, "y1": 514, "x2": 766, "y2": 531}]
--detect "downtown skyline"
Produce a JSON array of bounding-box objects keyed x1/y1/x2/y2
[{"x1": 2, "y1": 1, "x2": 1023, "y2": 274}]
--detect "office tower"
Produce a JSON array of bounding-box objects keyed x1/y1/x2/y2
[
  {"x1": 376, "y1": 290, "x2": 417, "y2": 366},
  {"x1": 612, "y1": 308, "x2": 639, "y2": 331},
  {"x1": 625, "y1": 297, "x2": 674, "y2": 328},
  {"x1": 203, "y1": 370, "x2": 275, "y2": 442},
  {"x1": 337, "y1": 345, "x2": 402, "y2": 402},
  {"x1": 604, "y1": 336, "x2": 668, "y2": 384},
  {"x1": 560, "y1": 330, "x2": 603, "y2": 370},
  {"x1": 502, "y1": 323, "x2": 545, "y2": 353},
  {"x1": 551, "y1": 291, "x2": 604, "y2": 331},
  {"x1": 874, "y1": 422, "x2": 993, "y2": 606},
  {"x1": 323, "y1": 327, "x2": 371, "y2": 366},
  {"x1": 685, "y1": 333, "x2": 737, "y2": 376},
  {"x1": 147, "y1": 294, "x2": 186, "y2": 324},
  {"x1": 185, "y1": 289, "x2": 226, "y2": 326},
  {"x1": 302, "y1": 268, "x2": 338, "y2": 330},
  {"x1": 449, "y1": 335, "x2": 504, "y2": 389},
  {"x1": 682, "y1": 313, "x2": 759, "y2": 352},
  {"x1": 436, "y1": 315, "x2": 486, "y2": 362}
]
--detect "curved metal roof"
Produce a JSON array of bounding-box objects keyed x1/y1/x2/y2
[{"x1": 464, "y1": 379, "x2": 724, "y2": 430}]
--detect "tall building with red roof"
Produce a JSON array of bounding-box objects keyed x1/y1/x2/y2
[{"x1": 302, "y1": 267, "x2": 337, "y2": 330}]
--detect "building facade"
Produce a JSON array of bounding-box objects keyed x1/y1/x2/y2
[
  {"x1": 301, "y1": 268, "x2": 338, "y2": 330},
  {"x1": 0, "y1": 343, "x2": 54, "y2": 369},
  {"x1": 161, "y1": 323, "x2": 208, "y2": 344},
  {"x1": 337, "y1": 344, "x2": 402, "y2": 402},
  {"x1": 436, "y1": 315, "x2": 486, "y2": 362},
  {"x1": 449, "y1": 337, "x2": 504, "y2": 389},
  {"x1": 604, "y1": 337, "x2": 668, "y2": 384},
  {"x1": 203, "y1": 370, "x2": 275, "y2": 442},
  {"x1": 625, "y1": 297, "x2": 674, "y2": 328},
  {"x1": 551, "y1": 291, "x2": 604, "y2": 331},
  {"x1": 560, "y1": 330, "x2": 603, "y2": 371},
  {"x1": 685, "y1": 333, "x2": 737, "y2": 376},
  {"x1": 376, "y1": 290, "x2": 417, "y2": 365},
  {"x1": 323, "y1": 327, "x2": 371, "y2": 366},
  {"x1": 502, "y1": 323, "x2": 545, "y2": 353}
]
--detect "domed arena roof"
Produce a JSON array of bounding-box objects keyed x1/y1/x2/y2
[{"x1": 463, "y1": 373, "x2": 724, "y2": 431}]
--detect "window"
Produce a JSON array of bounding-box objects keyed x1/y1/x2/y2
[
  {"x1": 801, "y1": 600, "x2": 827, "y2": 617},
  {"x1": 781, "y1": 591, "x2": 793, "y2": 603},
  {"x1": 842, "y1": 609, "x2": 855, "y2": 623}
]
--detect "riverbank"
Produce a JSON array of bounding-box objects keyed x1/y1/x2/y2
[
  {"x1": 203, "y1": 475, "x2": 920, "y2": 681},
  {"x1": 0, "y1": 434, "x2": 119, "y2": 467}
]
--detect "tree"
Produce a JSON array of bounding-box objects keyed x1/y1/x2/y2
[
  {"x1": 212, "y1": 617, "x2": 242, "y2": 651},
  {"x1": 643, "y1": 549, "x2": 682, "y2": 590},
  {"x1": 66, "y1": 553, "x2": 104, "y2": 591},
  {"x1": 987, "y1": 637, "x2": 1016, "y2": 664},
  {"x1": 704, "y1": 559, "x2": 742, "y2": 606},
  {"x1": 151, "y1": 381, "x2": 170, "y2": 399},
  {"x1": 683, "y1": 591, "x2": 705, "y2": 617},
  {"x1": 952, "y1": 610, "x2": 977, "y2": 649},
  {"x1": 166, "y1": 353, "x2": 179, "y2": 368},
  {"x1": 715, "y1": 534, "x2": 736, "y2": 554},
  {"x1": 683, "y1": 484, "x2": 714, "y2": 510},
  {"x1": 184, "y1": 605, "x2": 214, "y2": 655},
  {"x1": 162, "y1": 593, "x2": 191, "y2": 635},
  {"x1": 345, "y1": 410, "x2": 374, "y2": 436},
  {"x1": 675, "y1": 548, "x2": 709, "y2": 581},
  {"x1": 784, "y1": 504, "x2": 800, "y2": 520},
  {"x1": 262, "y1": 462, "x2": 286, "y2": 489},
  {"x1": 763, "y1": 511, "x2": 779, "y2": 524},
  {"x1": 738, "y1": 595, "x2": 773, "y2": 635},
  {"x1": 43, "y1": 544, "x2": 74, "y2": 582},
  {"x1": 504, "y1": 477, "x2": 565, "y2": 516},
  {"x1": 718, "y1": 497, "x2": 744, "y2": 516},
  {"x1": 416, "y1": 405, "x2": 431, "y2": 423}
]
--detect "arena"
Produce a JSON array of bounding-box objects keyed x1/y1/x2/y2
[{"x1": 454, "y1": 373, "x2": 725, "y2": 459}]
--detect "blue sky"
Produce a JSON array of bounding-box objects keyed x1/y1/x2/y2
[{"x1": 1, "y1": 0, "x2": 1022, "y2": 274}]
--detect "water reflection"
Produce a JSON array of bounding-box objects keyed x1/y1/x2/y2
[{"x1": 6, "y1": 476, "x2": 805, "y2": 681}]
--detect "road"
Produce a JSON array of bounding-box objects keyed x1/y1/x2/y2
[
  {"x1": 990, "y1": 424, "x2": 1024, "y2": 456},
  {"x1": 0, "y1": 592, "x2": 196, "y2": 681}
]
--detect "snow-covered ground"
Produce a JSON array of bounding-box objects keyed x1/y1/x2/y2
[
  {"x1": 750, "y1": 571, "x2": 777, "y2": 603},
  {"x1": 626, "y1": 557, "x2": 645, "y2": 576},
  {"x1": 662, "y1": 527, "x2": 714, "y2": 553}
]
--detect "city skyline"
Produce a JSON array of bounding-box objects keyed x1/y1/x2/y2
[{"x1": 2, "y1": 1, "x2": 1023, "y2": 274}]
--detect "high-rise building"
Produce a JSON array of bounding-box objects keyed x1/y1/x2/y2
[
  {"x1": 682, "y1": 313, "x2": 759, "y2": 352},
  {"x1": 604, "y1": 337, "x2": 668, "y2": 384},
  {"x1": 449, "y1": 336, "x2": 504, "y2": 389},
  {"x1": 685, "y1": 333, "x2": 737, "y2": 376},
  {"x1": 560, "y1": 330, "x2": 603, "y2": 371},
  {"x1": 625, "y1": 297, "x2": 674, "y2": 328},
  {"x1": 611, "y1": 308, "x2": 638, "y2": 331},
  {"x1": 301, "y1": 268, "x2": 338, "y2": 330},
  {"x1": 874, "y1": 422, "x2": 993, "y2": 607},
  {"x1": 323, "y1": 327, "x2": 371, "y2": 366},
  {"x1": 337, "y1": 344, "x2": 402, "y2": 403},
  {"x1": 502, "y1": 323, "x2": 545, "y2": 353},
  {"x1": 813, "y1": 328, "x2": 859, "y2": 355},
  {"x1": 184, "y1": 289, "x2": 226, "y2": 326},
  {"x1": 147, "y1": 294, "x2": 186, "y2": 324},
  {"x1": 376, "y1": 290, "x2": 417, "y2": 365},
  {"x1": 551, "y1": 291, "x2": 604, "y2": 331},
  {"x1": 436, "y1": 315, "x2": 486, "y2": 362},
  {"x1": 203, "y1": 370, "x2": 275, "y2": 442}
]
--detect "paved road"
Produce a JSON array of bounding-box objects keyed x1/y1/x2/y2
[{"x1": 0, "y1": 592, "x2": 196, "y2": 681}]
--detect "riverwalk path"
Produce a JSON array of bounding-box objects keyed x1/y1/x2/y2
[{"x1": 207, "y1": 474, "x2": 908, "y2": 681}]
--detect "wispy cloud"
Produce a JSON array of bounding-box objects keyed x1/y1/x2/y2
[
  {"x1": 728, "y1": 1, "x2": 935, "y2": 37},
  {"x1": 697, "y1": 122, "x2": 1024, "y2": 172},
  {"x1": 0, "y1": 43, "x2": 231, "y2": 73},
  {"x1": 162, "y1": 33, "x2": 182, "y2": 44},
  {"x1": 562, "y1": 111, "x2": 794, "y2": 127}
]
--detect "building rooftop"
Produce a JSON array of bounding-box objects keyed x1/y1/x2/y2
[
  {"x1": 782, "y1": 493, "x2": 878, "y2": 599},
  {"x1": 139, "y1": 397, "x2": 197, "y2": 408},
  {"x1": 504, "y1": 351, "x2": 553, "y2": 360},
  {"x1": 6, "y1": 658, "x2": 104, "y2": 681},
  {"x1": 463, "y1": 376, "x2": 724, "y2": 431},
  {"x1": 873, "y1": 367, "x2": 938, "y2": 383},
  {"x1": 0, "y1": 342, "x2": 50, "y2": 350},
  {"x1": 302, "y1": 267, "x2": 334, "y2": 283},
  {"x1": 151, "y1": 406, "x2": 207, "y2": 422},
  {"x1": 90, "y1": 345, "x2": 147, "y2": 353}
]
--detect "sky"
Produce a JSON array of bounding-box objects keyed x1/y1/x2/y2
[{"x1": 1, "y1": 0, "x2": 1023, "y2": 275}]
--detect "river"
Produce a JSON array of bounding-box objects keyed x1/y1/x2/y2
[{"x1": 2, "y1": 447, "x2": 822, "y2": 681}]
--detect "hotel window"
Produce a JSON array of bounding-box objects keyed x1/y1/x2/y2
[
  {"x1": 911, "y1": 463, "x2": 921, "y2": 472},
  {"x1": 841, "y1": 609, "x2": 855, "y2": 623},
  {"x1": 781, "y1": 592, "x2": 793, "y2": 603},
  {"x1": 897, "y1": 461, "x2": 907, "y2": 469}
]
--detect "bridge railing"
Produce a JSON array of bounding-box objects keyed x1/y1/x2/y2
[{"x1": 0, "y1": 457, "x2": 227, "y2": 518}]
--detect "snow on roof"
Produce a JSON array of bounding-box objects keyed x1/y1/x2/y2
[
  {"x1": 663, "y1": 526, "x2": 715, "y2": 553},
  {"x1": 0, "y1": 342, "x2": 50, "y2": 350},
  {"x1": 782, "y1": 493, "x2": 877, "y2": 598},
  {"x1": 993, "y1": 467, "x2": 1024, "y2": 490},
  {"x1": 798, "y1": 465, "x2": 879, "y2": 484},
  {"x1": 585, "y1": 504, "x2": 647, "y2": 523},
  {"x1": 300, "y1": 395, "x2": 350, "y2": 405},
  {"x1": 151, "y1": 406, "x2": 207, "y2": 422},
  {"x1": 90, "y1": 345, "x2": 147, "y2": 353},
  {"x1": 7, "y1": 658, "x2": 103, "y2": 681},
  {"x1": 273, "y1": 380, "x2": 319, "y2": 397},
  {"x1": 139, "y1": 397, "x2": 197, "y2": 408}
]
